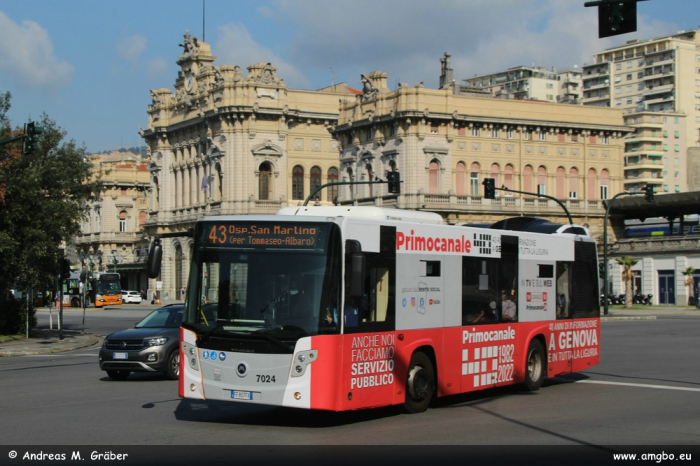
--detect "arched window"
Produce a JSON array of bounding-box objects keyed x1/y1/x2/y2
[
  {"x1": 470, "y1": 162, "x2": 480, "y2": 196},
  {"x1": 215, "y1": 163, "x2": 223, "y2": 202},
  {"x1": 556, "y1": 167, "x2": 566, "y2": 199},
  {"x1": 569, "y1": 168, "x2": 579, "y2": 199},
  {"x1": 428, "y1": 159, "x2": 439, "y2": 194},
  {"x1": 537, "y1": 166, "x2": 547, "y2": 195},
  {"x1": 587, "y1": 168, "x2": 597, "y2": 200},
  {"x1": 346, "y1": 167, "x2": 355, "y2": 199},
  {"x1": 119, "y1": 211, "x2": 127, "y2": 232},
  {"x1": 366, "y1": 164, "x2": 374, "y2": 197},
  {"x1": 152, "y1": 176, "x2": 159, "y2": 211},
  {"x1": 292, "y1": 165, "x2": 304, "y2": 201},
  {"x1": 490, "y1": 163, "x2": 500, "y2": 193},
  {"x1": 523, "y1": 165, "x2": 533, "y2": 194},
  {"x1": 455, "y1": 162, "x2": 466, "y2": 195},
  {"x1": 600, "y1": 169, "x2": 610, "y2": 200},
  {"x1": 310, "y1": 166, "x2": 322, "y2": 200},
  {"x1": 504, "y1": 164, "x2": 514, "y2": 191},
  {"x1": 327, "y1": 167, "x2": 339, "y2": 202},
  {"x1": 259, "y1": 162, "x2": 272, "y2": 200}
]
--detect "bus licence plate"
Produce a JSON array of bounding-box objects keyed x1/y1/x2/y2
[
  {"x1": 232, "y1": 390, "x2": 253, "y2": 400},
  {"x1": 113, "y1": 353, "x2": 128, "y2": 360}
]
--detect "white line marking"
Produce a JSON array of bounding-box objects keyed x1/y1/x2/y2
[{"x1": 575, "y1": 379, "x2": 700, "y2": 393}]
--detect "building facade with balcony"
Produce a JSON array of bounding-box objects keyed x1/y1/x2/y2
[
  {"x1": 140, "y1": 33, "x2": 346, "y2": 302},
  {"x1": 583, "y1": 29, "x2": 700, "y2": 193},
  {"x1": 72, "y1": 152, "x2": 151, "y2": 292},
  {"x1": 462, "y1": 65, "x2": 582, "y2": 104},
  {"x1": 622, "y1": 111, "x2": 688, "y2": 193},
  {"x1": 330, "y1": 65, "x2": 631, "y2": 243}
]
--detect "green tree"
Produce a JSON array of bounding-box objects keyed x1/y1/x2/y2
[
  {"x1": 0, "y1": 92, "x2": 102, "y2": 334},
  {"x1": 615, "y1": 256, "x2": 638, "y2": 309},
  {"x1": 683, "y1": 267, "x2": 696, "y2": 305}
]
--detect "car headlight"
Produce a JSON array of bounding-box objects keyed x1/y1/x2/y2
[{"x1": 143, "y1": 337, "x2": 169, "y2": 347}]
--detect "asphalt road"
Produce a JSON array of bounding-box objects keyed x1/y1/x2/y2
[{"x1": 1, "y1": 313, "x2": 698, "y2": 450}]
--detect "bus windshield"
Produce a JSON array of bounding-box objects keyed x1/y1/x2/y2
[
  {"x1": 97, "y1": 278, "x2": 121, "y2": 295},
  {"x1": 184, "y1": 221, "x2": 342, "y2": 343}
]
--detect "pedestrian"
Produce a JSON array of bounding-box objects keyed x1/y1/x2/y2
[
  {"x1": 151, "y1": 292, "x2": 156, "y2": 305},
  {"x1": 140, "y1": 289, "x2": 146, "y2": 301}
]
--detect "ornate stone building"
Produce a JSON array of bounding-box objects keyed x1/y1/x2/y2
[
  {"x1": 330, "y1": 59, "x2": 631, "y2": 241},
  {"x1": 141, "y1": 33, "x2": 346, "y2": 301},
  {"x1": 73, "y1": 152, "x2": 151, "y2": 291}
]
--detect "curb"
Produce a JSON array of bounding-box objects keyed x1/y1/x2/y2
[
  {"x1": 601, "y1": 316, "x2": 657, "y2": 321},
  {"x1": 0, "y1": 334, "x2": 100, "y2": 357}
]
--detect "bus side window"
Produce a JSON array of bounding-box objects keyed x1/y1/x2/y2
[
  {"x1": 462, "y1": 256, "x2": 500, "y2": 325},
  {"x1": 556, "y1": 262, "x2": 572, "y2": 319}
]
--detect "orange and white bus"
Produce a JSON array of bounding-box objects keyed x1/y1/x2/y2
[{"x1": 159, "y1": 207, "x2": 599, "y2": 413}]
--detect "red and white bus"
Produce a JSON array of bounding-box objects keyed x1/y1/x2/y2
[{"x1": 165, "y1": 207, "x2": 600, "y2": 413}]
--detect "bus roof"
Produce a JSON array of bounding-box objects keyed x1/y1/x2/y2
[{"x1": 276, "y1": 206, "x2": 444, "y2": 225}]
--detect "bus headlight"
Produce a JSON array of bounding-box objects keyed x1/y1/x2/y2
[
  {"x1": 96, "y1": 294, "x2": 105, "y2": 302},
  {"x1": 144, "y1": 337, "x2": 169, "y2": 347}
]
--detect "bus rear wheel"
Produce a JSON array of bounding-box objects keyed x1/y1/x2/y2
[
  {"x1": 523, "y1": 339, "x2": 545, "y2": 391},
  {"x1": 404, "y1": 352, "x2": 434, "y2": 414}
]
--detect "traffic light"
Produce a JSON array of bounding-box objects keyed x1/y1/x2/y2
[
  {"x1": 599, "y1": 262, "x2": 606, "y2": 279},
  {"x1": 387, "y1": 171, "x2": 401, "y2": 194},
  {"x1": 643, "y1": 185, "x2": 654, "y2": 203},
  {"x1": 23, "y1": 121, "x2": 44, "y2": 154},
  {"x1": 483, "y1": 178, "x2": 495, "y2": 199},
  {"x1": 585, "y1": 0, "x2": 643, "y2": 39},
  {"x1": 61, "y1": 259, "x2": 71, "y2": 280}
]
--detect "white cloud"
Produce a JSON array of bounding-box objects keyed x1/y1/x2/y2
[
  {"x1": 268, "y1": 0, "x2": 688, "y2": 89},
  {"x1": 116, "y1": 34, "x2": 147, "y2": 61},
  {"x1": 214, "y1": 23, "x2": 310, "y2": 88},
  {"x1": 0, "y1": 12, "x2": 73, "y2": 88},
  {"x1": 145, "y1": 58, "x2": 168, "y2": 80}
]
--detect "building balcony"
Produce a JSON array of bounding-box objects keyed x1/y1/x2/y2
[
  {"x1": 623, "y1": 176, "x2": 664, "y2": 185},
  {"x1": 582, "y1": 94, "x2": 610, "y2": 104},
  {"x1": 645, "y1": 95, "x2": 675, "y2": 106}
]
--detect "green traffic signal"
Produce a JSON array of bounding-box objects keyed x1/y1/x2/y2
[
  {"x1": 387, "y1": 171, "x2": 401, "y2": 194},
  {"x1": 483, "y1": 178, "x2": 495, "y2": 199},
  {"x1": 23, "y1": 121, "x2": 44, "y2": 153}
]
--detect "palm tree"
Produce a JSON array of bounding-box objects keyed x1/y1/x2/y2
[
  {"x1": 682, "y1": 267, "x2": 696, "y2": 305},
  {"x1": 615, "y1": 256, "x2": 638, "y2": 308}
]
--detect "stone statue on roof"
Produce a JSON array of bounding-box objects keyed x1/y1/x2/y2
[{"x1": 179, "y1": 30, "x2": 199, "y2": 55}]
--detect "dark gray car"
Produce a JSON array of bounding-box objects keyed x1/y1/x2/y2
[{"x1": 99, "y1": 305, "x2": 183, "y2": 380}]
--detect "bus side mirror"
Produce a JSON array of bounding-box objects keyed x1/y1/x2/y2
[
  {"x1": 345, "y1": 240, "x2": 365, "y2": 299},
  {"x1": 147, "y1": 240, "x2": 163, "y2": 279}
]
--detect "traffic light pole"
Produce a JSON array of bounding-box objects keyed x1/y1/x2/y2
[
  {"x1": 303, "y1": 180, "x2": 398, "y2": 206},
  {"x1": 493, "y1": 186, "x2": 574, "y2": 226}
]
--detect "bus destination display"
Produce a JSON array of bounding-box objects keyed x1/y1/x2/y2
[{"x1": 201, "y1": 222, "x2": 330, "y2": 250}]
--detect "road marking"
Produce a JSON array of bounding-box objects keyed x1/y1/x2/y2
[
  {"x1": 575, "y1": 379, "x2": 700, "y2": 393},
  {"x1": 27, "y1": 353, "x2": 98, "y2": 357}
]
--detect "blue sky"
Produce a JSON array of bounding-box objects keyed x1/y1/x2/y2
[{"x1": 1, "y1": 0, "x2": 699, "y2": 153}]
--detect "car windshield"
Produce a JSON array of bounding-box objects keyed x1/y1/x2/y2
[{"x1": 136, "y1": 308, "x2": 183, "y2": 328}]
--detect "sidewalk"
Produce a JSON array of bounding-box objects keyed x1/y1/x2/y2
[{"x1": 0, "y1": 306, "x2": 697, "y2": 357}]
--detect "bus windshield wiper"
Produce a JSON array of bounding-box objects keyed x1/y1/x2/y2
[
  {"x1": 249, "y1": 330, "x2": 294, "y2": 353},
  {"x1": 197, "y1": 323, "x2": 224, "y2": 345}
]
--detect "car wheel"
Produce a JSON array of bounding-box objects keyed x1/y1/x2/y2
[
  {"x1": 106, "y1": 370, "x2": 130, "y2": 381},
  {"x1": 165, "y1": 349, "x2": 180, "y2": 380}
]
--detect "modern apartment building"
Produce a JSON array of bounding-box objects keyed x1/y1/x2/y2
[
  {"x1": 582, "y1": 28, "x2": 700, "y2": 192},
  {"x1": 462, "y1": 65, "x2": 582, "y2": 104}
]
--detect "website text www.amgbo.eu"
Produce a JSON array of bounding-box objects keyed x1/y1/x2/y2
[{"x1": 613, "y1": 451, "x2": 692, "y2": 462}]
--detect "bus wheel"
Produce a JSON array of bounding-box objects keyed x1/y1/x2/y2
[
  {"x1": 524, "y1": 339, "x2": 545, "y2": 391},
  {"x1": 404, "y1": 352, "x2": 434, "y2": 414},
  {"x1": 106, "y1": 370, "x2": 130, "y2": 381},
  {"x1": 165, "y1": 349, "x2": 180, "y2": 380}
]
